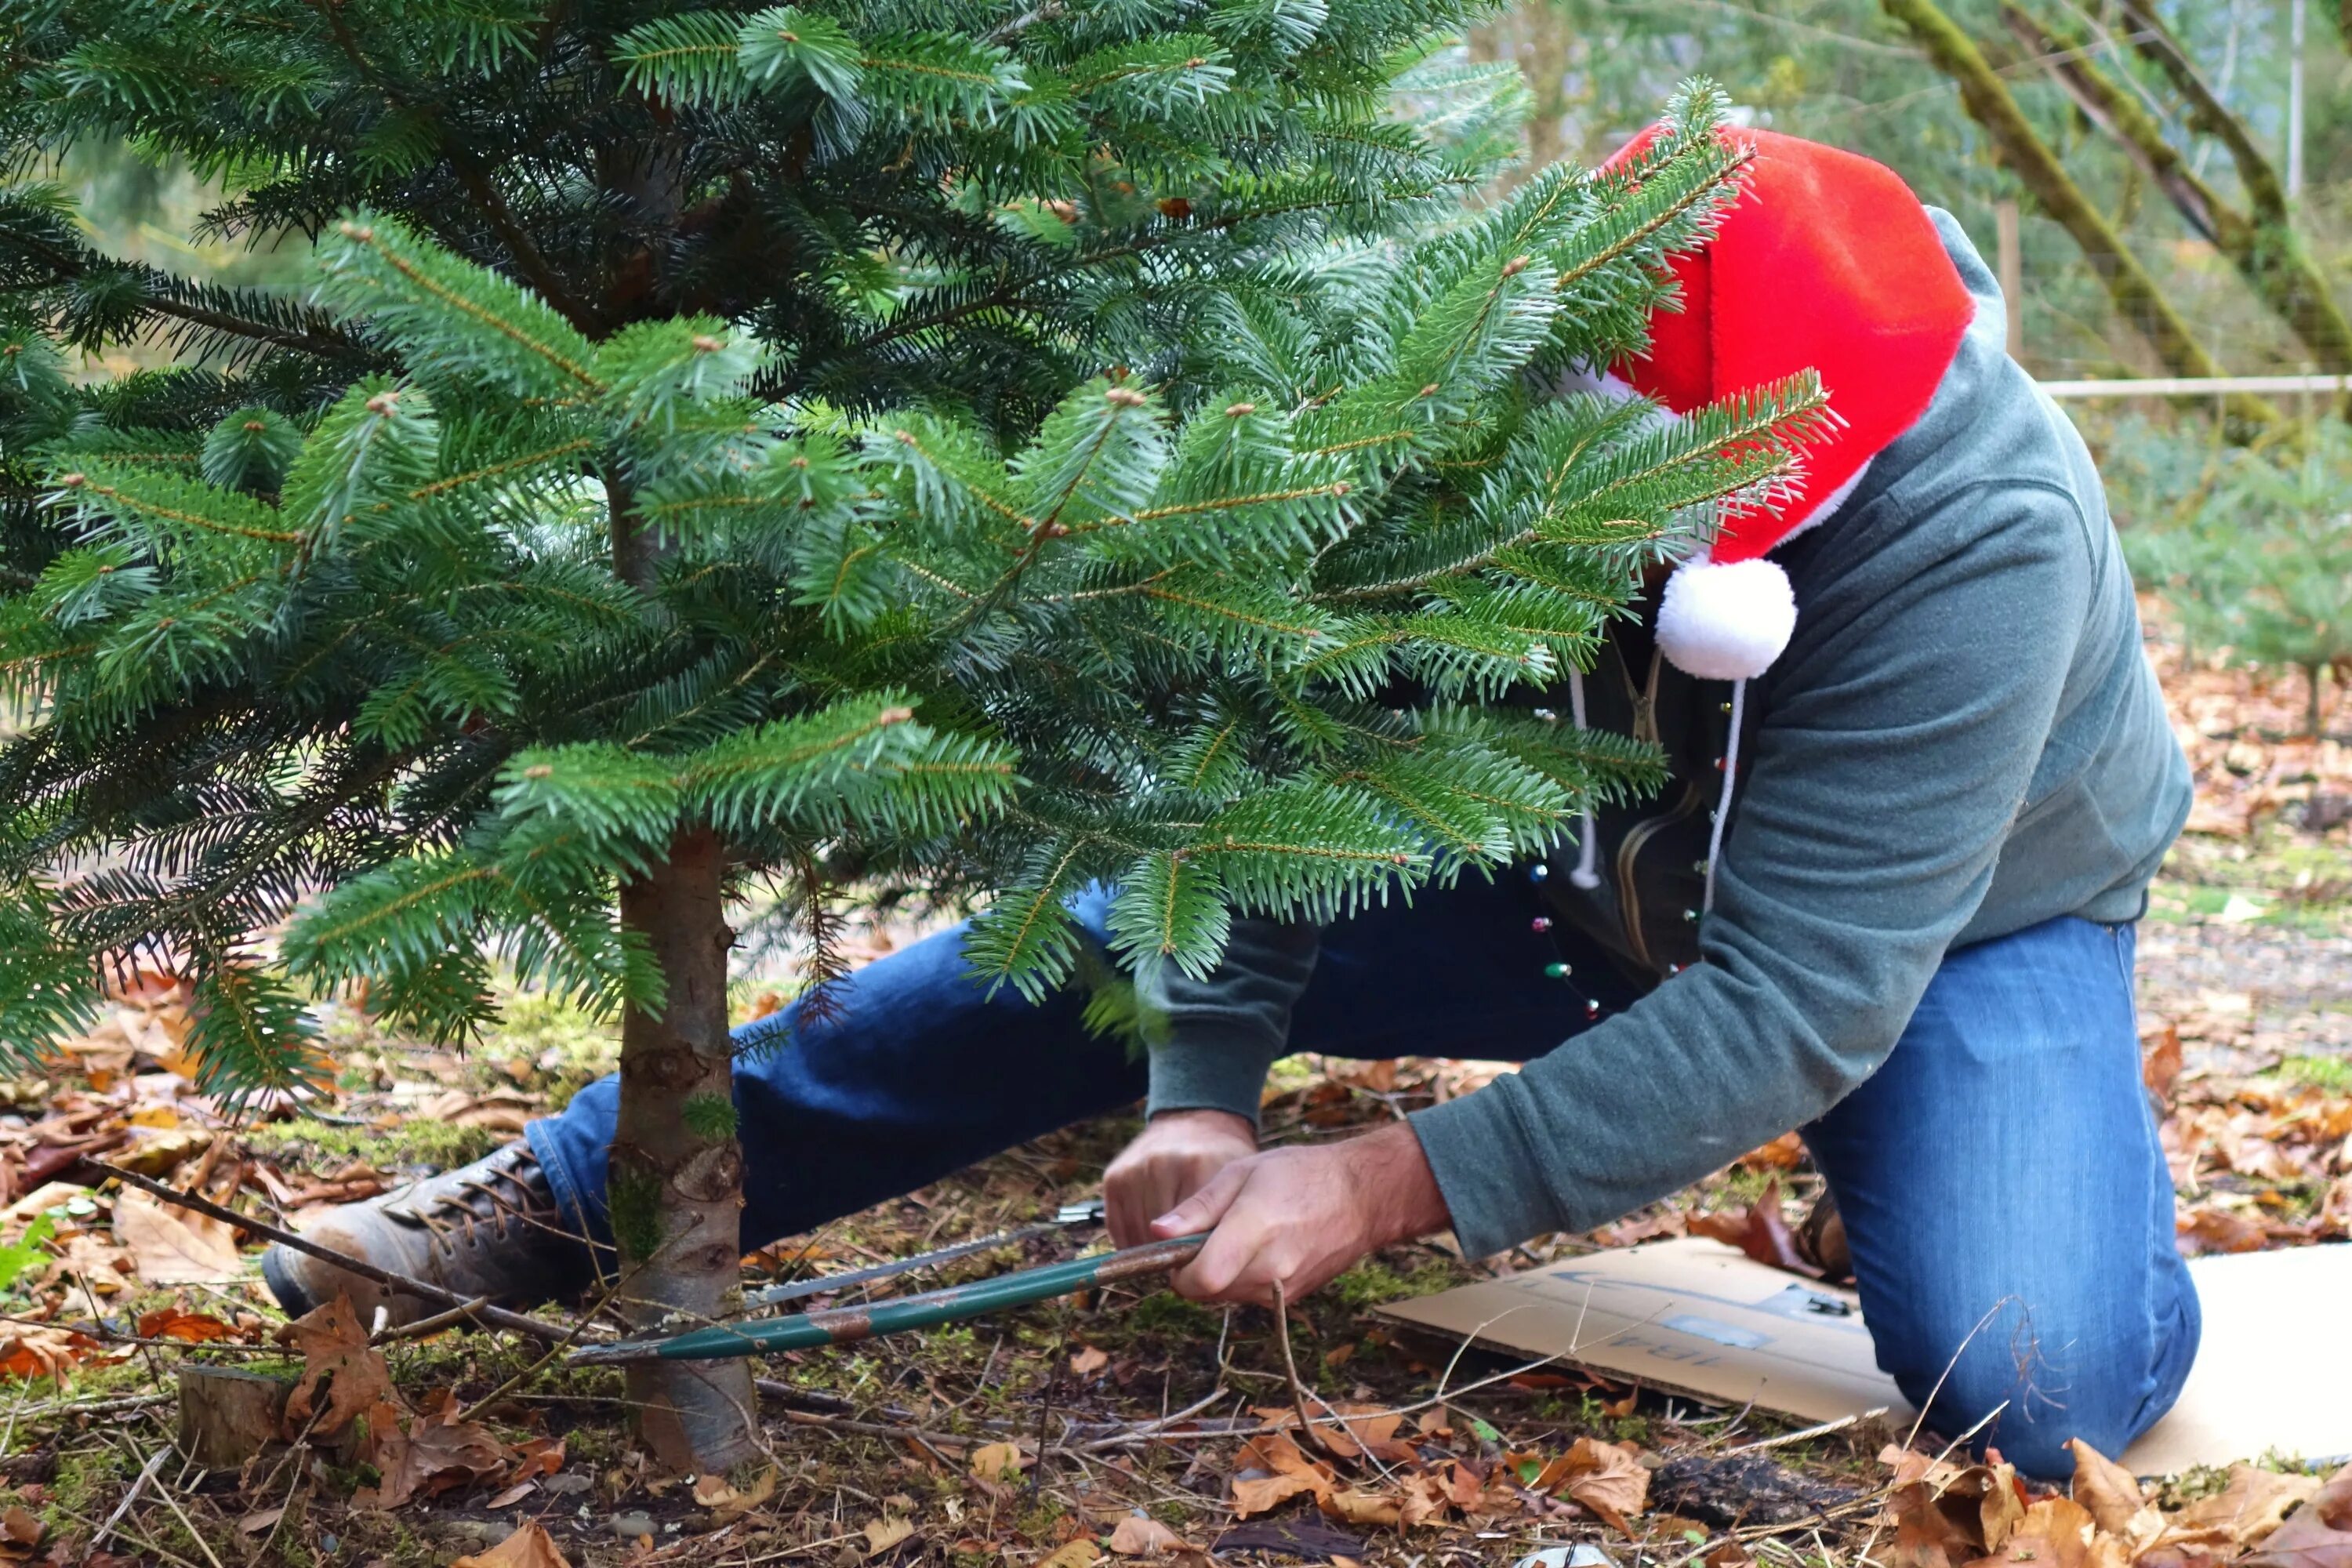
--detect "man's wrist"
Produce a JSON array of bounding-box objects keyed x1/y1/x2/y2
[
  {"x1": 1149, "y1": 1106, "x2": 1255, "y2": 1138},
  {"x1": 1346, "y1": 1120, "x2": 1451, "y2": 1247}
]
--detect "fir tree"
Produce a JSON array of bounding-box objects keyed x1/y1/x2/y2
[
  {"x1": 2118, "y1": 416, "x2": 2352, "y2": 739},
  {"x1": 0, "y1": 0, "x2": 1820, "y2": 1469}
]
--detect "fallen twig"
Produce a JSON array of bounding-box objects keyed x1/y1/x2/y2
[
  {"x1": 92, "y1": 1448, "x2": 167, "y2": 1548},
  {"x1": 372, "y1": 1296, "x2": 492, "y2": 1345},
  {"x1": 1722, "y1": 1406, "x2": 1887, "y2": 1457},
  {"x1": 1268, "y1": 1280, "x2": 1334, "y2": 1461}
]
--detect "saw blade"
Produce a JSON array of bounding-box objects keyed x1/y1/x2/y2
[{"x1": 746, "y1": 1197, "x2": 1105, "y2": 1308}]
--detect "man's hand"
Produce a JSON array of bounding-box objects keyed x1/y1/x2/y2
[
  {"x1": 1149, "y1": 1120, "x2": 1450, "y2": 1306},
  {"x1": 1104, "y1": 1109, "x2": 1258, "y2": 1247}
]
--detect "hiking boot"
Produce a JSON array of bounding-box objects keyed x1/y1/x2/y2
[
  {"x1": 1797, "y1": 1186, "x2": 1852, "y2": 1282},
  {"x1": 262, "y1": 1142, "x2": 601, "y2": 1327}
]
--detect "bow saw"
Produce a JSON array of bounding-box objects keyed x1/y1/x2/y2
[{"x1": 570, "y1": 1200, "x2": 1206, "y2": 1367}]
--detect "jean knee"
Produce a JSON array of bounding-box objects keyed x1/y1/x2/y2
[{"x1": 1889, "y1": 1297, "x2": 2193, "y2": 1481}]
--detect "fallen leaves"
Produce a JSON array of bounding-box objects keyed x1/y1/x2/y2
[
  {"x1": 451, "y1": 1521, "x2": 572, "y2": 1568},
  {"x1": 358, "y1": 1397, "x2": 510, "y2": 1508},
  {"x1": 278, "y1": 1294, "x2": 393, "y2": 1439},
  {"x1": 1881, "y1": 1445, "x2": 2345, "y2": 1568},
  {"x1": 862, "y1": 1515, "x2": 916, "y2": 1555},
  {"x1": 2242, "y1": 1463, "x2": 2352, "y2": 1568},
  {"x1": 968, "y1": 1440, "x2": 1030, "y2": 1483},
  {"x1": 695, "y1": 1463, "x2": 779, "y2": 1522},
  {"x1": 1107, "y1": 1515, "x2": 1200, "y2": 1559},
  {"x1": 1687, "y1": 1178, "x2": 1820, "y2": 1279},
  {"x1": 136, "y1": 1305, "x2": 236, "y2": 1343},
  {"x1": 1533, "y1": 1437, "x2": 1653, "y2": 1534},
  {"x1": 1039, "y1": 1541, "x2": 1104, "y2": 1568},
  {"x1": 1227, "y1": 1413, "x2": 1657, "y2": 1538},
  {"x1": 111, "y1": 1187, "x2": 241, "y2": 1283},
  {"x1": 0, "y1": 1326, "x2": 107, "y2": 1379}
]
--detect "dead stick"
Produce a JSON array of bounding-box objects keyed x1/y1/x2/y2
[
  {"x1": 1268, "y1": 1279, "x2": 1341, "y2": 1463},
  {"x1": 77, "y1": 1158, "x2": 568, "y2": 1345},
  {"x1": 93, "y1": 1448, "x2": 166, "y2": 1548}
]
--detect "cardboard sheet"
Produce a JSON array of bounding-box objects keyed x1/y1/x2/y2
[{"x1": 1377, "y1": 1236, "x2": 2352, "y2": 1473}]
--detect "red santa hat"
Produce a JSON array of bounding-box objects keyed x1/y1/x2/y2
[{"x1": 1601, "y1": 126, "x2": 1977, "y2": 681}]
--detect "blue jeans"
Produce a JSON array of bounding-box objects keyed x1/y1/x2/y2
[{"x1": 528, "y1": 876, "x2": 2198, "y2": 1478}]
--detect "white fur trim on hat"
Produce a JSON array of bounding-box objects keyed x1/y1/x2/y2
[{"x1": 1656, "y1": 556, "x2": 1797, "y2": 680}]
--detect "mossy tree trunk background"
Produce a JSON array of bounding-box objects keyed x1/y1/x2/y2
[{"x1": 1881, "y1": 0, "x2": 2281, "y2": 430}]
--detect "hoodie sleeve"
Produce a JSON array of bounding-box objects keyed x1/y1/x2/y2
[
  {"x1": 1138, "y1": 917, "x2": 1320, "y2": 1126},
  {"x1": 1409, "y1": 476, "x2": 2106, "y2": 1258}
]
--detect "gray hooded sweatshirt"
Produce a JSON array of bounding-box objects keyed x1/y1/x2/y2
[{"x1": 1137, "y1": 213, "x2": 2193, "y2": 1259}]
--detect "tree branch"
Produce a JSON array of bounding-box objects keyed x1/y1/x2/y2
[
  {"x1": 1878, "y1": 0, "x2": 2277, "y2": 426},
  {"x1": 2005, "y1": 2, "x2": 2352, "y2": 377},
  {"x1": 2110, "y1": 0, "x2": 2287, "y2": 223}
]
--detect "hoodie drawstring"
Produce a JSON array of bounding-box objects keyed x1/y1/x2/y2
[
  {"x1": 1702, "y1": 677, "x2": 1746, "y2": 915},
  {"x1": 1566, "y1": 670, "x2": 1601, "y2": 889}
]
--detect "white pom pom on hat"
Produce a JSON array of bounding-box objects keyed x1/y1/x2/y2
[{"x1": 1654, "y1": 554, "x2": 1798, "y2": 681}]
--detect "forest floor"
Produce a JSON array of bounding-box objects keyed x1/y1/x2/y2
[{"x1": 0, "y1": 633, "x2": 2347, "y2": 1568}]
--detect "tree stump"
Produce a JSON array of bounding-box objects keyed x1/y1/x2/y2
[{"x1": 176, "y1": 1365, "x2": 292, "y2": 1468}]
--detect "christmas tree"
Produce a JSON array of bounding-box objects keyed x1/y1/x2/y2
[
  {"x1": 0, "y1": 0, "x2": 1822, "y2": 1469},
  {"x1": 2118, "y1": 416, "x2": 2352, "y2": 739}
]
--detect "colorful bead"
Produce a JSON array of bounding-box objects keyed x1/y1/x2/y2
[
  {"x1": 1528, "y1": 862, "x2": 1550, "y2": 883},
  {"x1": 1544, "y1": 961, "x2": 1573, "y2": 979},
  {"x1": 1586, "y1": 1000, "x2": 1602, "y2": 1018},
  {"x1": 1530, "y1": 916, "x2": 1553, "y2": 932}
]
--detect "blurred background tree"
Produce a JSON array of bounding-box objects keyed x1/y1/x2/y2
[
  {"x1": 2112, "y1": 415, "x2": 2352, "y2": 738},
  {"x1": 1468, "y1": 0, "x2": 2350, "y2": 394}
]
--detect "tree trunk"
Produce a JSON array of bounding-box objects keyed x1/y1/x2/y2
[
  {"x1": 2005, "y1": 2, "x2": 2352, "y2": 384},
  {"x1": 1881, "y1": 0, "x2": 2280, "y2": 430},
  {"x1": 605, "y1": 472, "x2": 758, "y2": 1475},
  {"x1": 610, "y1": 825, "x2": 760, "y2": 1474},
  {"x1": 2308, "y1": 662, "x2": 2326, "y2": 740}
]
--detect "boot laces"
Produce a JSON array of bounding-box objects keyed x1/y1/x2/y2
[{"x1": 404, "y1": 1150, "x2": 554, "y2": 1249}]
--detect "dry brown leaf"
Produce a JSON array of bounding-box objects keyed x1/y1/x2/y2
[
  {"x1": 1884, "y1": 1467, "x2": 2027, "y2": 1568},
  {"x1": 862, "y1": 1517, "x2": 915, "y2": 1555},
  {"x1": 2067, "y1": 1439, "x2": 2166, "y2": 1552},
  {"x1": 695, "y1": 1464, "x2": 779, "y2": 1521},
  {"x1": 113, "y1": 1188, "x2": 241, "y2": 1283},
  {"x1": 1738, "y1": 1132, "x2": 1808, "y2": 1170},
  {"x1": 237, "y1": 1506, "x2": 288, "y2": 1536},
  {"x1": 1883, "y1": 1445, "x2": 1969, "y2": 1491},
  {"x1": 967, "y1": 1440, "x2": 1029, "y2": 1483},
  {"x1": 0, "y1": 1327, "x2": 100, "y2": 1380},
  {"x1": 0, "y1": 1509, "x2": 38, "y2": 1549},
  {"x1": 277, "y1": 1294, "x2": 393, "y2": 1441},
  {"x1": 484, "y1": 1481, "x2": 536, "y2": 1509},
  {"x1": 358, "y1": 1405, "x2": 507, "y2": 1508},
  {"x1": 508, "y1": 1435, "x2": 565, "y2": 1483},
  {"x1": 2141, "y1": 1022, "x2": 2184, "y2": 1102},
  {"x1": 1888, "y1": 1483, "x2": 1982, "y2": 1568},
  {"x1": 2176, "y1": 1207, "x2": 2277, "y2": 1256},
  {"x1": 2165, "y1": 1466, "x2": 2322, "y2": 1552},
  {"x1": 1399, "y1": 1473, "x2": 1453, "y2": 1530},
  {"x1": 136, "y1": 1307, "x2": 235, "y2": 1343},
  {"x1": 1537, "y1": 1436, "x2": 1650, "y2": 1535},
  {"x1": 451, "y1": 1521, "x2": 571, "y2": 1568},
  {"x1": 1969, "y1": 1497, "x2": 2096, "y2": 1568},
  {"x1": 1319, "y1": 1490, "x2": 1403, "y2": 1528},
  {"x1": 1231, "y1": 1472, "x2": 1326, "y2": 1519},
  {"x1": 2241, "y1": 1461, "x2": 2352, "y2": 1568},
  {"x1": 1106, "y1": 1516, "x2": 1189, "y2": 1557},
  {"x1": 1069, "y1": 1345, "x2": 1109, "y2": 1377},
  {"x1": 1038, "y1": 1541, "x2": 1102, "y2": 1568},
  {"x1": 1687, "y1": 1178, "x2": 1819, "y2": 1279}
]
